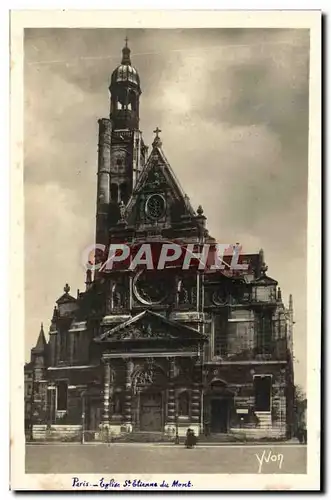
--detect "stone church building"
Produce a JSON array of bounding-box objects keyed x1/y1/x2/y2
[{"x1": 25, "y1": 40, "x2": 295, "y2": 441}]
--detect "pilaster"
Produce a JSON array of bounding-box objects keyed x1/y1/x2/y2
[
  {"x1": 102, "y1": 359, "x2": 111, "y2": 425},
  {"x1": 124, "y1": 360, "x2": 133, "y2": 431},
  {"x1": 166, "y1": 358, "x2": 176, "y2": 429}
]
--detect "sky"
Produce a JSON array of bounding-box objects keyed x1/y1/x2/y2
[{"x1": 24, "y1": 28, "x2": 309, "y2": 390}]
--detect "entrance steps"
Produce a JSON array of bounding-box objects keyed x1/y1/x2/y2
[
  {"x1": 255, "y1": 412, "x2": 272, "y2": 429},
  {"x1": 198, "y1": 433, "x2": 242, "y2": 444},
  {"x1": 112, "y1": 431, "x2": 175, "y2": 443}
]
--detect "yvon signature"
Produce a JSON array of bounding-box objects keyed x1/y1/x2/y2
[{"x1": 255, "y1": 450, "x2": 284, "y2": 473}]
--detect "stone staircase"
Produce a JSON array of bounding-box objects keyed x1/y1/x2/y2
[
  {"x1": 111, "y1": 431, "x2": 175, "y2": 443},
  {"x1": 255, "y1": 412, "x2": 272, "y2": 430},
  {"x1": 198, "y1": 433, "x2": 242, "y2": 444}
]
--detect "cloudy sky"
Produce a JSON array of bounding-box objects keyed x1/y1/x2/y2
[{"x1": 24, "y1": 28, "x2": 309, "y2": 389}]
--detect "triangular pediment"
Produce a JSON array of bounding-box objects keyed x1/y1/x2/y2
[
  {"x1": 123, "y1": 142, "x2": 198, "y2": 229},
  {"x1": 251, "y1": 274, "x2": 278, "y2": 286},
  {"x1": 95, "y1": 310, "x2": 206, "y2": 343}
]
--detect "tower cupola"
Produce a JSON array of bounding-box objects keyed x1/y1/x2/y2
[{"x1": 109, "y1": 37, "x2": 141, "y2": 130}]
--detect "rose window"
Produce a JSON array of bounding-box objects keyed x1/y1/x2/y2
[{"x1": 145, "y1": 194, "x2": 166, "y2": 220}]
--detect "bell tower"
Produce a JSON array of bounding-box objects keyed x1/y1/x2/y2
[
  {"x1": 95, "y1": 38, "x2": 148, "y2": 246},
  {"x1": 109, "y1": 36, "x2": 141, "y2": 131}
]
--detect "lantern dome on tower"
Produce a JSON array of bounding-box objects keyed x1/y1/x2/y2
[{"x1": 111, "y1": 38, "x2": 140, "y2": 88}]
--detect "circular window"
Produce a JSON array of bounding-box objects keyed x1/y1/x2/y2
[
  {"x1": 133, "y1": 270, "x2": 168, "y2": 305},
  {"x1": 145, "y1": 194, "x2": 166, "y2": 220}
]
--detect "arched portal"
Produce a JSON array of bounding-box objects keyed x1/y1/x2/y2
[
  {"x1": 131, "y1": 364, "x2": 167, "y2": 432},
  {"x1": 204, "y1": 378, "x2": 235, "y2": 434}
]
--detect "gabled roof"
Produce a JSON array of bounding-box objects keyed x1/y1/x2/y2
[
  {"x1": 95, "y1": 309, "x2": 207, "y2": 343},
  {"x1": 125, "y1": 137, "x2": 196, "y2": 220},
  {"x1": 251, "y1": 263, "x2": 278, "y2": 286},
  {"x1": 56, "y1": 283, "x2": 77, "y2": 305},
  {"x1": 251, "y1": 273, "x2": 278, "y2": 286}
]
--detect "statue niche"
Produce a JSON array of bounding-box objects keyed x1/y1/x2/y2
[
  {"x1": 177, "y1": 279, "x2": 197, "y2": 307},
  {"x1": 111, "y1": 283, "x2": 126, "y2": 311}
]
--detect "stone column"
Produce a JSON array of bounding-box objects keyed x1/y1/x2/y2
[
  {"x1": 191, "y1": 367, "x2": 201, "y2": 435},
  {"x1": 124, "y1": 360, "x2": 133, "y2": 432},
  {"x1": 191, "y1": 382, "x2": 201, "y2": 424},
  {"x1": 102, "y1": 359, "x2": 111, "y2": 425},
  {"x1": 166, "y1": 358, "x2": 176, "y2": 432}
]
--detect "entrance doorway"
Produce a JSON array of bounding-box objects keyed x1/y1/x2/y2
[
  {"x1": 87, "y1": 403, "x2": 103, "y2": 431},
  {"x1": 210, "y1": 399, "x2": 229, "y2": 433},
  {"x1": 140, "y1": 392, "x2": 163, "y2": 431},
  {"x1": 254, "y1": 375, "x2": 272, "y2": 412}
]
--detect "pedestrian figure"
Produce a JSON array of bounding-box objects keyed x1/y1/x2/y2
[{"x1": 185, "y1": 428, "x2": 197, "y2": 448}]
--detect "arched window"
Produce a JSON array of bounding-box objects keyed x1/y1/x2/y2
[
  {"x1": 110, "y1": 183, "x2": 118, "y2": 202},
  {"x1": 131, "y1": 96, "x2": 137, "y2": 112},
  {"x1": 178, "y1": 391, "x2": 189, "y2": 416},
  {"x1": 120, "y1": 183, "x2": 129, "y2": 204}
]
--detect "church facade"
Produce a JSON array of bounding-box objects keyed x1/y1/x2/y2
[{"x1": 25, "y1": 41, "x2": 295, "y2": 442}]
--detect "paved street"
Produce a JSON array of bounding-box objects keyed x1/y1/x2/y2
[{"x1": 26, "y1": 443, "x2": 306, "y2": 475}]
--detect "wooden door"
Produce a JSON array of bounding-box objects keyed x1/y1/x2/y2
[{"x1": 140, "y1": 392, "x2": 162, "y2": 431}]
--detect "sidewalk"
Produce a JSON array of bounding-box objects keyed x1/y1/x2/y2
[{"x1": 27, "y1": 438, "x2": 303, "y2": 447}]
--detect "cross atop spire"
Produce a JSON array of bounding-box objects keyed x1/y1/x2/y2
[
  {"x1": 153, "y1": 127, "x2": 161, "y2": 138},
  {"x1": 152, "y1": 127, "x2": 162, "y2": 147},
  {"x1": 121, "y1": 36, "x2": 131, "y2": 65}
]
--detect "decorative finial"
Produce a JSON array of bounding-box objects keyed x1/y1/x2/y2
[
  {"x1": 121, "y1": 37, "x2": 131, "y2": 65},
  {"x1": 289, "y1": 294, "x2": 293, "y2": 310},
  {"x1": 64, "y1": 283, "x2": 70, "y2": 294},
  {"x1": 152, "y1": 127, "x2": 162, "y2": 147},
  {"x1": 197, "y1": 205, "x2": 204, "y2": 216},
  {"x1": 40, "y1": 322, "x2": 44, "y2": 331},
  {"x1": 260, "y1": 262, "x2": 268, "y2": 276}
]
